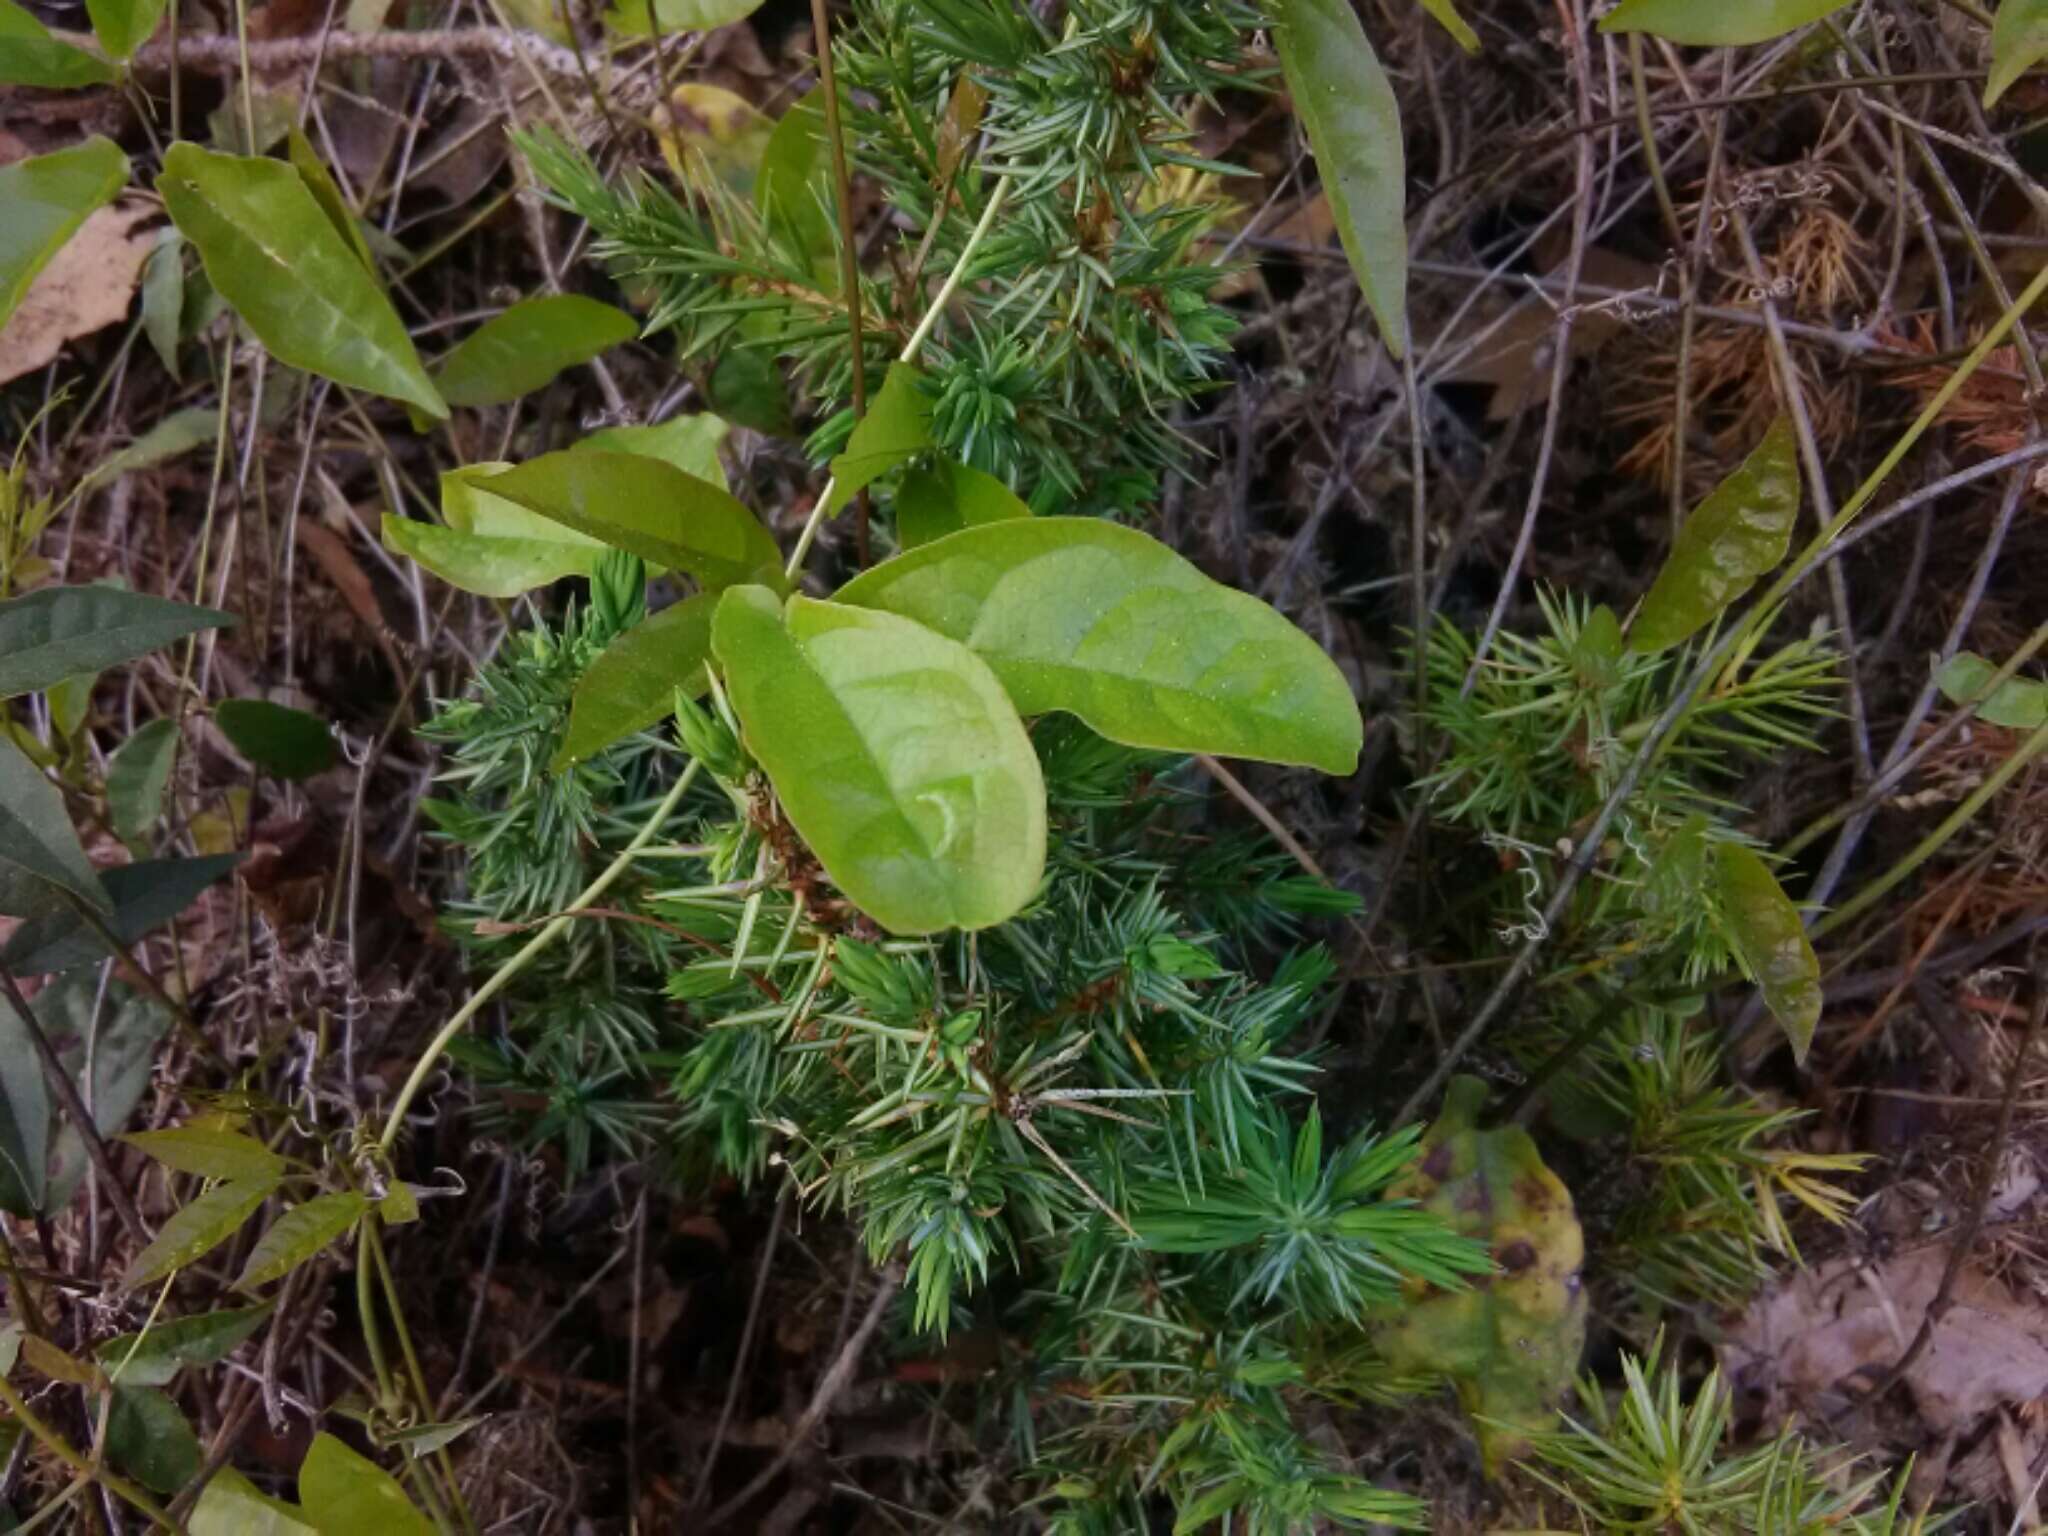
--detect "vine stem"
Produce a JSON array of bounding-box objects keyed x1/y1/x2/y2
[
  {"x1": 0, "y1": 1374, "x2": 176, "y2": 1532},
  {"x1": 783, "y1": 175, "x2": 1013, "y2": 582},
  {"x1": 375, "y1": 759, "x2": 702, "y2": 1155}
]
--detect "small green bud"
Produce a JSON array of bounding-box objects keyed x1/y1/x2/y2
[{"x1": 674, "y1": 689, "x2": 744, "y2": 780}]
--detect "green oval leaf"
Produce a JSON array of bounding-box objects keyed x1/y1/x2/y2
[
  {"x1": 156, "y1": 144, "x2": 447, "y2": 419},
  {"x1": 1269, "y1": 0, "x2": 1407, "y2": 356},
  {"x1": 123, "y1": 1178, "x2": 277, "y2": 1290},
  {"x1": 896, "y1": 456, "x2": 1031, "y2": 551},
  {"x1": 1989, "y1": 0, "x2": 2048, "y2": 107},
  {"x1": 237, "y1": 1191, "x2": 370, "y2": 1290},
  {"x1": 712, "y1": 586, "x2": 1046, "y2": 934},
  {"x1": 1596, "y1": 0, "x2": 1848, "y2": 45},
  {"x1": 215, "y1": 699, "x2": 335, "y2": 780},
  {"x1": 192, "y1": 1470, "x2": 318, "y2": 1536},
  {"x1": 103, "y1": 1384, "x2": 202, "y2": 1494},
  {"x1": 1370, "y1": 1077, "x2": 1585, "y2": 1474},
  {"x1": 754, "y1": 84, "x2": 837, "y2": 286},
  {"x1": 0, "y1": 735, "x2": 105, "y2": 919},
  {"x1": 122, "y1": 1125, "x2": 287, "y2": 1183},
  {"x1": 824, "y1": 363, "x2": 935, "y2": 517},
  {"x1": 98, "y1": 1302, "x2": 274, "y2": 1387},
  {"x1": 431, "y1": 294, "x2": 639, "y2": 409},
  {"x1": 553, "y1": 591, "x2": 717, "y2": 771},
  {"x1": 1713, "y1": 842, "x2": 1820, "y2": 1062},
  {"x1": 79, "y1": 408, "x2": 223, "y2": 495},
  {"x1": 107, "y1": 717, "x2": 179, "y2": 849},
  {"x1": 298, "y1": 1432, "x2": 432, "y2": 1536},
  {"x1": 1627, "y1": 416, "x2": 1800, "y2": 654},
  {"x1": 0, "y1": 0, "x2": 115, "y2": 87},
  {"x1": 0, "y1": 136, "x2": 126, "y2": 330},
  {"x1": 2, "y1": 853, "x2": 240, "y2": 974},
  {"x1": 84, "y1": 0, "x2": 164, "y2": 60},
  {"x1": 833, "y1": 520, "x2": 1363, "y2": 775},
  {"x1": 1936, "y1": 651, "x2": 2048, "y2": 729},
  {"x1": 383, "y1": 464, "x2": 609, "y2": 599},
  {"x1": 579, "y1": 412, "x2": 729, "y2": 490},
  {"x1": 0, "y1": 586, "x2": 233, "y2": 701},
  {"x1": 479, "y1": 450, "x2": 785, "y2": 593},
  {"x1": 604, "y1": 0, "x2": 761, "y2": 37}
]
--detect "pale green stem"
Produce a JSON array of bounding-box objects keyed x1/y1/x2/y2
[{"x1": 783, "y1": 175, "x2": 1014, "y2": 582}]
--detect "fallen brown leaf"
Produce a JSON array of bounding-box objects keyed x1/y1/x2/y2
[{"x1": 0, "y1": 201, "x2": 156, "y2": 385}]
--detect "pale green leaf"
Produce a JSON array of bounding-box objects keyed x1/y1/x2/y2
[
  {"x1": 381, "y1": 464, "x2": 609, "y2": 599},
  {"x1": 1989, "y1": 0, "x2": 2048, "y2": 107},
  {"x1": 0, "y1": 0, "x2": 114, "y2": 87},
  {"x1": 605, "y1": 0, "x2": 761, "y2": 37},
  {"x1": 2, "y1": 854, "x2": 239, "y2": 973},
  {"x1": 107, "y1": 717, "x2": 178, "y2": 848},
  {"x1": 98, "y1": 1302, "x2": 274, "y2": 1387},
  {"x1": 1713, "y1": 842, "x2": 1820, "y2": 1062},
  {"x1": 285, "y1": 128, "x2": 377, "y2": 276},
  {"x1": 80, "y1": 408, "x2": 222, "y2": 493},
  {"x1": 84, "y1": 0, "x2": 164, "y2": 60},
  {"x1": 579, "y1": 413, "x2": 729, "y2": 491},
  {"x1": 215, "y1": 699, "x2": 335, "y2": 780},
  {"x1": 824, "y1": 363, "x2": 932, "y2": 517},
  {"x1": 1628, "y1": 416, "x2": 1800, "y2": 653},
  {"x1": 712, "y1": 586, "x2": 1046, "y2": 934},
  {"x1": 754, "y1": 85, "x2": 837, "y2": 287},
  {"x1": 123, "y1": 1178, "x2": 276, "y2": 1290},
  {"x1": 1418, "y1": 0, "x2": 1478, "y2": 51},
  {"x1": 479, "y1": 450, "x2": 785, "y2": 592},
  {"x1": 1269, "y1": 0, "x2": 1407, "y2": 355},
  {"x1": 833, "y1": 520, "x2": 1364, "y2": 775},
  {"x1": 298, "y1": 1432, "x2": 433, "y2": 1536},
  {"x1": 384, "y1": 1417, "x2": 485, "y2": 1459},
  {"x1": 236, "y1": 1192, "x2": 370, "y2": 1290},
  {"x1": 895, "y1": 456, "x2": 1031, "y2": 551},
  {"x1": 431, "y1": 295, "x2": 638, "y2": 408},
  {"x1": 553, "y1": 592, "x2": 716, "y2": 771},
  {"x1": 47, "y1": 669, "x2": 95, "y2": 739},
  {"x1": 142, "y1": 228, "x2": 186, "y2": 379},
  {"x1": 0, "y1": 735, "x2": 105, "y2": 919},
  {"x1": 122, "y1": 1126, "x2": 286, "y2": 1183},
  {"x1": 1597, "y1": 0, "x2": 1849, "y2": 45},
  {"x1": 1935, "y1": 652, "x2": 2048, "y2": 730},
  {"x1": 192, "y1": 1470, "x2": 318, "y2": 1536},
  {"x1": 0, "y1": 137, "x2": 126, "y2": 330},
  {"x1": 0, "y1": 586, "x2": 234, "y2": 700},
  {"x1": 103, "y1": 1385, "x2": 202, "y2": 1493},
  {"x1": 157, "y1": 144, "x2": 446, "y2": 419}
]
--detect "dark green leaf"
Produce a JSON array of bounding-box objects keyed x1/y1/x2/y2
[
  {"x1": 157, "y1": 144, "x2": 447, "y2": 419},
  {"x1": 191, "y1": 1470, "x2": 317, "y2": 1536},
  {"x1": 122, "y1": 1125, "x2": 286, "y2": 1183},
  {"x1": 707, "y1": 345, "x2": 793, "y2": 436},
  {"x1": 1936, "y1": 651, "x2": 2048, "y2": 729},
  {"x1": 122, "y1": 1178, "x2": 276, "y2": 1290},
  {"x1": 1989, "y1": 0, "x2": 2048, "y2": 106},
  {"x1": 214, "y1": 700, "x2": 335, "y2": 780},
  {"x1": 8, "y1": 977, "x2": 169, "y2": 1216},
  {"x1": 0, "y1": 137, "x2": 125, "y2": 329},
  {"x1": 578, "y1": 413, "x2": 729, "y2": 490},
  {"x1": 0, "y1": 980, "x2": 49, "y2": 1211},
  {"x1": 712, "y1": 586, "x2": 1045, "y2": 934},
  {"x1": 0, "y1": 735, "x2": 104, "y2": 919},
  {"x1": 1713, "y1": 842, "x2": 1820, "y2": 1062},
  {"x1": 102, "y1": 1385, "x2": 202, "y2": 1494},
  {"x1": 236, "y1": 1191, "x2": 369, "y2": 1290},
  {"x1": 1269, "y1": 0, "x2": 1407, "y2": 355},
  {"x1": 1, "y1": 854, "x2": 240, "y2": 974},
  {"x1": 895, "y1": 456, "x2": 1030, "y2": 551},
  {"x1": 1417, "y1": 0, "x2": 1478, "y2": 50},
  {"x1": 383, "y1": 465, "x2": 609, "y2": 599},
  {"x1": 298, "y1": 1432, "x2": 432, "y2": 1536},
  {"x1": 1627, "y1": 416, "x2": 1800, "y2": 654},
  {"x1": 98, "y1": 1302, "x2": 274, "y2": 1387},
  {"x1": 754, "y1": 85, "x2": 836, "y2": 287},
  {"x1": 283, "y1": 128, "x2": 376, "y2": 277},
  {"x1": 834, "y1": 519, "x2": 1364, "y2": 775},
  {"x1": 479, "y1": 451, "x2": 785, "y2": 593},
  {"x1": 0, "y1": 0, "x2": 114, "y2": 88},
  {"x1": 84, "y1": 0, "x2": 163, "y2": 60},
  {"x1": 431, "y1": 295, "x2": 638, "y2": 409},
  {"x1": 552, "y1": 592, "x2": 716, "y2": 771},
  {"x1": 107, "y1": 717, "x2": 179, "y2": 849},
  {"x1": 0, "y1": 587, "x2": 232, "y2": 700},
  {"x1": 824, "y1": 363, "x2": 932, "y2": 517},
  {"x1": 1596, "y1": 0, "x2": 1848, "y2": 44}
]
